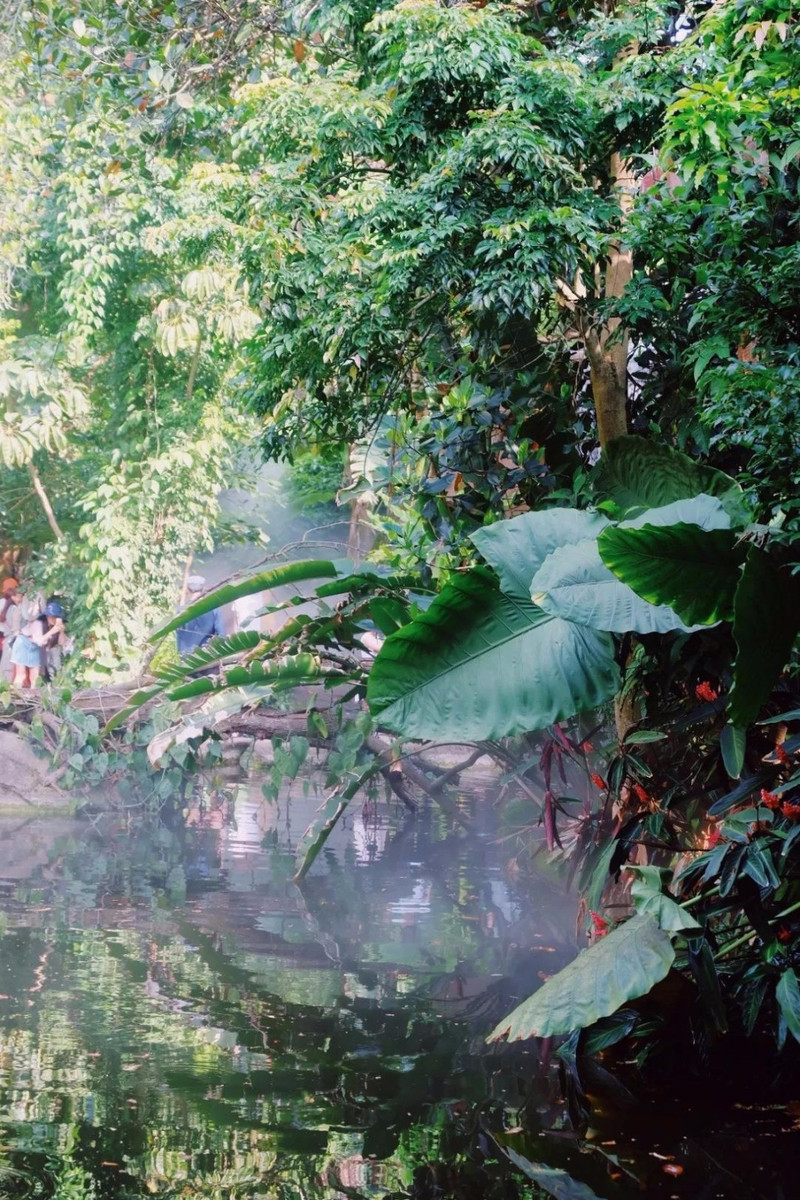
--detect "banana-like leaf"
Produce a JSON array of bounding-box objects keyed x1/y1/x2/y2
[
  {"x1": 471, "y1": 509, "x2": 609, "y2": 600},
  {"x1": 158, "y1": 631, "x2": 265, "y2": 685},
  {"x1": 294, "y1": 761, "x2": 384, "y2": 880},
  {"x1": 367, "y1": 567, "x2": 620, "y2": 741},
  {"x1": 104, "y1": 631, "x2": 266, "y2": 732},
  {"x1": 495, "y1": 1144, "x2": 606, "y2": 1200},
  {"x1": 487, "y1": 915, "x2": 674, "y2": 1041},
  {"x1": 149, "y1": 560, "x2": 341, "y2": 642},
  {"x1": 104, "y1": 683, "x2": 164, "y2": 734},
  {"x1": 166, "y1": 654, "x2": 330, "y2": 701},
  {"x1": 594, "y1": 435, "x2": 747, "y2": 522},
  {"x1": 728, "y1": 547, "x2": 800, "y2": 728},
  {"x1": 598, "y1": 523, "x2": 743, "y2": 627}
]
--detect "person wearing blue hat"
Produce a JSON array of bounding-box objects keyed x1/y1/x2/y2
[{"x1": 11, "y1": 599, "x2": 66, "y2": 688}]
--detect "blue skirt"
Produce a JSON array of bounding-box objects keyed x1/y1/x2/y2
[{"x1": 10, "y1": 634, "x2": 43, "y2": 668}]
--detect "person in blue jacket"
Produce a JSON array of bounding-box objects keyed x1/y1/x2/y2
[{"x1": 176, "y1": 575, "x2": 225, "y2": 655}]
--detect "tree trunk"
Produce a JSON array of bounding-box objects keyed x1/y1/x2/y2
[
  {"x1": 585, "y1": 151, "x2": 636, "y2": 449},
  {"x1": 28, "y1": 461, "x2": 64, "y2": 540}
]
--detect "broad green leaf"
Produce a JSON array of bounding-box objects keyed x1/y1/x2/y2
[
  {"x1": 367, "y1": 567, "x2": 620, "y2": 741},
  {"x1": 471, "y1": 509, "x2": 609, "y2": 600},
  {"x1": 487, "y1": 915, "x2": 674, "y2": 1041},
  {"x1": 531, "y1": 539, "x2": 706, "y2": 634},
  {"x1": 624, "y1": 730, "x2": 668, "y2": 744},
  {"x1": 149, "y1": 560, "x2": 340, "y2": 642},
  {"x1": 720, "y1": 722, "x2": 746, "y2": 780},
  {"x1": 598, "y1": 523, "x2": 743, "y2": 626},
  {"x1": 627, "y1": 866, "x2": 700, "y2": 932},
  {"x1": 728, "y1": 548, "x2": 800, "y2": 728},
  {"x1": 620, "y1": 493, "x2": 732, "y2": 533},
  {"x1": 776, "y1": 970, "x2": 800, "y2": 1045},
  {"x1": 594, "y1": 435, "x2": 746, "y2": 522}
]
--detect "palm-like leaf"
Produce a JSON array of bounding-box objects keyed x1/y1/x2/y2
[{"x1": 149, "y1": 559, "x2": 341, "y2": 641}]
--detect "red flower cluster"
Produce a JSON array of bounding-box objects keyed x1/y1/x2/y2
[
  {"x1": 590, "y1": 772, "x2": 608, "y2": 791},
  {"x1": 760, "y1": 789, "x2": 800, "y2": 821},
  {"x1": 632, "y1": 782, "x2": 650, "y2": 805},
  {"x1": 589, "y1": 910, "x2": 609, "y2": 937},
  {"x1": 695, "y1": 681, "x2": 718, "y2": 702}
]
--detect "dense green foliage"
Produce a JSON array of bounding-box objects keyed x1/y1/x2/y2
[{"x1": 3, "y1": 0, "x2": 800, "y2": 1112}]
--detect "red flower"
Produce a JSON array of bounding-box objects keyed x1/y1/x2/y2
[
  {"x1": 706, "y1": 827, "x2": 724, "y2": 847},
  {"x1": 775, "y1": 744, "x2": 789, "y2": 764},
  {"x1": 777, "y1": 925, "x2": 793, "y2": 945},
  {"x1": 782, "y1": 802, "x2": 800, "y2": 822},
  {"x1": 589, "y1": 910, "x2": 609, "y2": 937},
  {"x1": 761, "y1": 789, "x2": 782, "y2": 810},
  {"x1": 695, "y1": 681, "x2": 718, "y2": 702},
  {"x1": 632, "y1": 782, "x2": 650, "y2": 805},
  {"x1": 590, "y1": 773, "x2": 608, "y2": 791}
]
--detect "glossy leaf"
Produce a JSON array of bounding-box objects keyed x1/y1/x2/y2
[
  {"x1": 487, "y1": 915, "x2": 674, "y2": 1041},
  {"x1": 367, "y1": 567, "x2": 620, "y2": 741},
  {"x1": 598, "y1": 523, "x2": 742, "y2": 626},
  {"x1": 720, "y1": 722, "x2": 746, "y2": 780},
  {"x1": 728, "y1": 547, "x2": 800, "y2": 728},
  {"x1": 776, "y1": 970, "x2": 800, "y2": 1045}
]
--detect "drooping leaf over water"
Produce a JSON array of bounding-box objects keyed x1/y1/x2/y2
[{"x1": 487, "y1": 916, "x2": 675, "y2": 1041}]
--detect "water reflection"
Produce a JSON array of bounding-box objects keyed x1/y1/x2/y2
[{"x1": 0, "y1": 792, "x2": 798, "y2": 1199}]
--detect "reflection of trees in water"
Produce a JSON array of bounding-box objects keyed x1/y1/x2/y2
[{"x1": 0, "y1": 802, "x2": 580, "y2": 1198}]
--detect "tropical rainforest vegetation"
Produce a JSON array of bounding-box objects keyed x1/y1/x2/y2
[{"x1": 2, "y1": 0, "x2": 800, "y2": 1112}]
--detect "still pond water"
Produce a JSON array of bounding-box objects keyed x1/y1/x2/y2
[{"x1": 0, "y1": 786, "x2": 798, "y2": 1200}]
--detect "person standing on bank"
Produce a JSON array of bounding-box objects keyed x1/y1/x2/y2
[
  {"x1": 0, "y1": 584, "x2": 23, "y2": 681},
  {"x1": 176, "y1": 575, "x2": 225, "y2": 655},
  {"x1": 11, "y1": 600, "x2": 66, "y2": 688}
]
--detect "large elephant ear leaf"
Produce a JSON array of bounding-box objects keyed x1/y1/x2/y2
[
  {"x1": 728, "y1": 547, "x2": 800, "y2": 728},
  {"x1": 598, "y1": 522, "x2": 744, "y2": 627},
  {"x1": 532, "y1": 539, "x2": 709, "y2": 635},
  {"x1": 594, "y1": 435, "x2": 747, "y2": 523},
  {"x1": 367, "y1": 566, "x2": 620, "y2": 741},
  {"x1": 487, "y1": 915, "x2": 674, "y2": 1041},
  {"x1": 471, "y1": 508, "x2": 609, "y2": 600}
]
